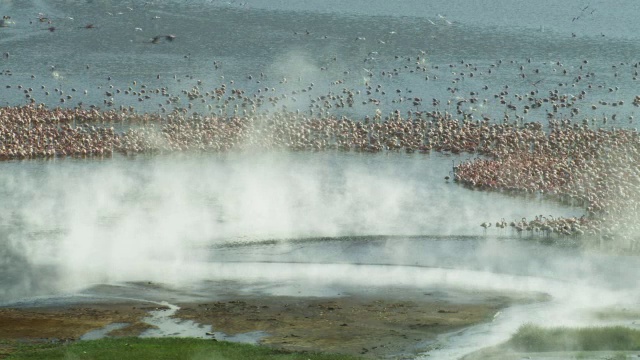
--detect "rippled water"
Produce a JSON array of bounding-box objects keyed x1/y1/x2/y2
[
  {"x1": 2, "y1": 1, "x2": 640, "y2": 359},
  {"x1": 2, "y1": 0, "x2": 640, "y2": 123}
]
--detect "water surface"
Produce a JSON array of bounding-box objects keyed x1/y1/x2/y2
[{"x1": 1, "y1": 1, "x2": 640, "y2": 359}]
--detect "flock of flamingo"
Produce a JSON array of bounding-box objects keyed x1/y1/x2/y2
[
  {"x1": 1, "y1": 102, "x2": 639, "y2": 251},
  {"x1": 2, "y1": 7, "x2": 640, "y2": 251}
]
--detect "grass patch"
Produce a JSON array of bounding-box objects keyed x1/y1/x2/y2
[
  {"x1": 6, "y1": 337, "x2": 363, "y2": 360},
  {"x1": 507, "y1": 324, "x2": 640, "y2": 352},
  {"x1": 591, "y1": 308, "x2": 640, "y2": 321}
]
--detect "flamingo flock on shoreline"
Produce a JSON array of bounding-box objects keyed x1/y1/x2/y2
[{"x1": 0, "y1": 103, "x2": 638, "y2": 251}]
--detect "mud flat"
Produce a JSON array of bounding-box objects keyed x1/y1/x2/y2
[{"x1": 0, "y1": 283, "x2": 546, "y2": 359}]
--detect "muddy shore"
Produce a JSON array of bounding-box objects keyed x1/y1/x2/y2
[{"x1": 0, "y1": 286, "x2": 546, "y2": 359}]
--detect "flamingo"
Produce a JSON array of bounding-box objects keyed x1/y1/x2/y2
[{"x1": 480, "y1": 222, "x2": 492, "y2": 235}]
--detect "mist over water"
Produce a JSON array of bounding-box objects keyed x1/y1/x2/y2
[
  {"x1": 2, "y1": 151, "x2": 634, "y2": 358},
  {"x1": 2, "y1": 1, "x2": 640, "y2": 358},
  {"x1": 0, "y1": 152, "x2": 582, "y2": 302}
]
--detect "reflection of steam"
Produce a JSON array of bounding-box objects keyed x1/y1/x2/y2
[{"x1": 0, "y1": 231, "x2": 58, "y2": 302}]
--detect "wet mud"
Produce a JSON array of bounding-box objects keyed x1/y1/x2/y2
[{"x1": 0, "y1": 286, "x2": 543, "y2": 359}]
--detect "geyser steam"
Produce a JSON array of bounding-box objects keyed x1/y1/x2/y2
[{"x1": 0, "y1": 151, "x2": 579, "y2": 300}]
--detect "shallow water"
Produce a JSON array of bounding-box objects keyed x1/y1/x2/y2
[
  {"x1": 1, "y1": 1, "x2": 640, "y2": 125},
  {"x1": 80, "y1": 322, "x2": 129, "y2": 340},
  {"x1": 138, "y1": 301, "x2": 267, "y2": 343},
  {"x1": 2, "y1": 1, "x2": 640, "y2": 359},
  {"x1": 0, "y1": 152, "x2": 583, "y2": 301}
]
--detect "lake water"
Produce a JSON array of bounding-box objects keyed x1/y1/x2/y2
[
  {"x1": 2, "y1": 1, "x2": 640, "y2": 359},
  {"x1": 2, "y1": 0, "x2": 640, "y2": 123},
  {"x1": 0, "y1": 151, "x2": 583, "y2": 300}
]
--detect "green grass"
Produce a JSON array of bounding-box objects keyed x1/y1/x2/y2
[
  {"x1": 5, "y1": 337, "x2": 363, "y2": 360},
  {"x1": 507, "y1": 324, "x2": 640, "y2": 352}
]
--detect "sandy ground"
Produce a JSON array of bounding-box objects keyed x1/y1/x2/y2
[{"x1": 0, "y1": 285, "x2": 547, "y2": 359}]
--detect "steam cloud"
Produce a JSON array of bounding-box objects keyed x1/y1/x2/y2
[{"x1": 0, "y1": 151, "x2": 579, "y2": 301}]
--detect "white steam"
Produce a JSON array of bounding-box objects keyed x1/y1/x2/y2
[
  {"x1": 0, "y1": 152, "x2": 580, "y2": 299},
  {"x1": 1, "y1": 152, "x2": 638, "y2": 360}
]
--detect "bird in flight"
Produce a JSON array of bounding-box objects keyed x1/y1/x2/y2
[{"x1": 151, "y1": 34, "x2": 176, "y2": 44}]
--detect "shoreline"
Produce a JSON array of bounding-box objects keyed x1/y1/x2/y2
[
  {"x1": 1, "y1": 104, "x2": 639, "y2": 250},
  {"x1": 0, "y1": 285, "x2": 546, "y2": 359}
]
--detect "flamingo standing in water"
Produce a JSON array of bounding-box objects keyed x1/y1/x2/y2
[{"x1": 480, "y1": 221, "x2": 491, "y2": 235}]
